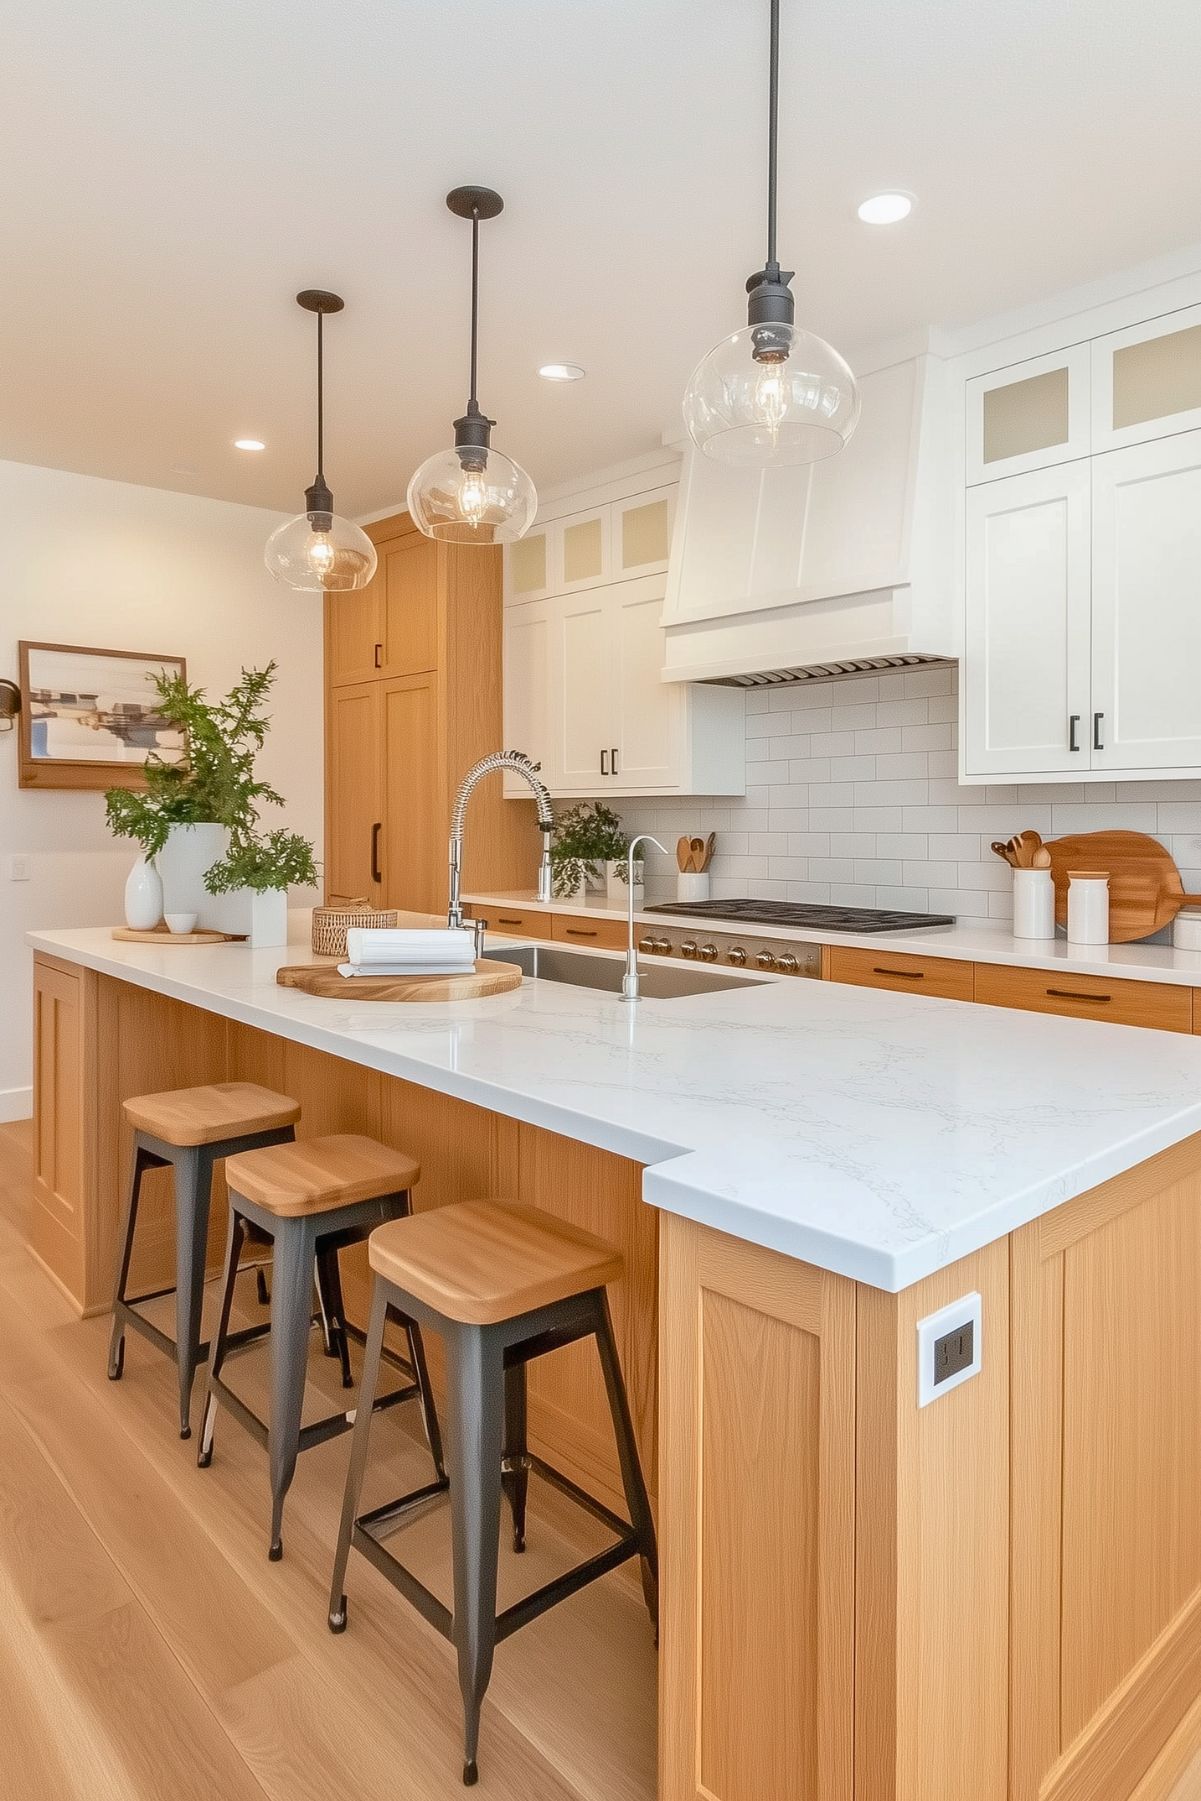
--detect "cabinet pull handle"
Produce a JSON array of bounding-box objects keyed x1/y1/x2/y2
[
  {"x1": 370, "y1": 822, "x2": 382, "y2": 885},
  {"x1": 1093, "y1": 711, "x2": 1104, "y2": 751},
  {"x1": 565, "y1": 927, "x2": 598, "y2": 938},
  {"x1": 497, "y1": 916, "x2": 523, "y2": 925},
  {"x1": 1045, "y1": 988, "x2": 1111, "y2": 1004},
  {"x1": 873, "y1": 966, "x2": 924, "y2": 980},
  {"x1": 374, "y1": 642, "x2": 383, "y2": 669},
  {"x1": 600, "y1": 749, "x2": 608, "y2": 776},
  {"x1": 1068, "y1": 713, "x2": 1080, "y2": 752},
  {"x1": 611, "y1": 745, "x2": 619, "y2": 775}
]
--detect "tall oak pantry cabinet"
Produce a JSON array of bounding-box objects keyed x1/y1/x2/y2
[{"x1": 324, "y1": 510, "x2": 533, "y2": 911}]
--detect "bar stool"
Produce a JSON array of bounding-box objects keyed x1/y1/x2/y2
[
  {"x1": 198, "y1": 1134, "x2": 444, "y2": 1562},
  {"x1": 327, "y1": 1199, "x2": 658, "y2": 1787},
  {"x1": 108, "y1": 1081, "x2": 301, "y2": 1438}
]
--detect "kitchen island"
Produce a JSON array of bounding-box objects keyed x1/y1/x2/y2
[{"x1": 27, "y1": 918, "x2": 1201, "y2": 1801}]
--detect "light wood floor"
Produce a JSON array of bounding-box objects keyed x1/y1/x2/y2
[{"x1": 0, "y1": 1121, "x2": 655, "y2": 1801}]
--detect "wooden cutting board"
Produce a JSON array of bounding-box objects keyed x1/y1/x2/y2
[
  {"x1": 112, "y1": 925, "x2": 240, "y2": 946},
  {"x1": 275, "y1": 958, "x2": 523, "y2": 1002},
  {"x1": 1044, "y1": 830, "x2": 1201, "y2": 942}
]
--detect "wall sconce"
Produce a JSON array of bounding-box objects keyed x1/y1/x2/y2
[{"x1": 0, "y1": 679, "x2": 20, "y2": 733}]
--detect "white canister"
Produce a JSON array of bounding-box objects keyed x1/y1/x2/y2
[
  {"x1": 605, "y1": 859, "x2": 645, "y2": 906},
  {"x1": 123, "y1": 854, "x2": 164, "y2": 930},
  {"x1": 677, "y1": 871, "x2": 711, "y2": 906},
  {"x1": 1066, "y1": 870, "x2": 1110, "y2": 945},
  {"x1": 1174, "y1": 908, "x2": 1201, "y2": 951},
  {"x1": 155, "y1": 823, "x2": 230, "y2": 931},
  {"x1": 248, "y1": 889, "x2": 289, "y2": 948},
  {"x1": 1012, "y1": 867, "x2": 1056, "y2": 940}
]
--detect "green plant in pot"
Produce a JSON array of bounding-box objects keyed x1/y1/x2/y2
[
  {"x1": 550, "y1": 801, "x2": 643, "y2": 901},
  {"x1": 105, "y1": 663, "x2": 318, "y2": 941}
]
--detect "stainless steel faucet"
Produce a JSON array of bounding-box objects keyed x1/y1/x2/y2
[
  {"x1": 620, "y1": 835, "x2": 668, "y2": 1002},
  {"x1": 447, "y1": 751, "x2": 554, "y2": 954}
]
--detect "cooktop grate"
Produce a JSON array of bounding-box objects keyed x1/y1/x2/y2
[{"x1": 644, "y1": 899, "x2": 955, "y2": 933}]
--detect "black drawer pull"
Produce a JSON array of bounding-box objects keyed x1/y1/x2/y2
[
  {"x1": 370, "y1": 822, "x2": 382, "y2": 884},
  {"x1": 1069, "y1": 713, "x2": 1080, "y2": 752},
  {"x1": 1045, "y1": 988, "x2": 1110, "y2": 1004},
  {"x1": 565, "y1": 928, "x2": 598, "y2": 938},
  {"x1": 873, "y1": 966, "x2": 924, "y2": 980},
  {"x1": 497, "y1": 916, "x2": 523, "y2": 925},
  {"x1": 1093, "y1": 711, "x2": 1104, "y2": 751}
]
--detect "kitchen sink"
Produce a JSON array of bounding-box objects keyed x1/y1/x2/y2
[{"x1": 502, "y1": 942, "x2": 764, "y2": 999}]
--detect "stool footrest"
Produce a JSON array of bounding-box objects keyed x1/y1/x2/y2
[
  {"x1": 350, "y1": 1451, "x2": 641, "y2": 1652},
  {"x1": 207, "y1": 1368, "x2": 420, "y2": 1456}
]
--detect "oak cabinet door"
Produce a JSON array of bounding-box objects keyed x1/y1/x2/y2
[
  {"x1": 325, "y1": 583, "x2": 383, "y2": 686},
  {"x1": 1090, "y1": 429, "x2": 1201, "y2": 771},
  {"x1": 325, "y1": 682, "x2": 383, "y2": 904},
  {"x1": 963, "y1": 461, "x2": 1092, "y2": 776},
  {"x1": 380, "y1": 672, "x2": 440, "y2": 912},
  {"x1": 380, "y1": 530, "x2": 439, "y2": 678}
]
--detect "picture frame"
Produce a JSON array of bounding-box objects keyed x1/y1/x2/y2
[{"x1": 17, "y1": 641, "x2": 188, "y2": 791}]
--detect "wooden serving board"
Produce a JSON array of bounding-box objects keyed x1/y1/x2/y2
[
  {"x1": 275, "y1": 958, "x2": 523, "y2": 1002},
  {"x1": 112, "y1": 925, "x2": 240, "y2": 946},
  {"x1": 1044, "y1": 830, "x2": 1201, "y2": 942}
]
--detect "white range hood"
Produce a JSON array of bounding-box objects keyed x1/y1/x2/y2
[{"x1": 661, "y1": 339, "x2": 958, "y2": 686}]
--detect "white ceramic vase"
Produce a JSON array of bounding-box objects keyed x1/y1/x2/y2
[
  {"x1": 605, "y1": 860, "x2": 644, "y2": 906},
  {"x1": 1012, "y1": 868, "x2": 1056, "y2": 940},
  {"x1": 123, "y1": 855, "x2": 164, "y2": 930},
  {"x1": 155, "y1": 823, "x2": 229, "y2": 931},
  {"x1": 247, "y1": 889, "x2": 288, "y2": 948}
]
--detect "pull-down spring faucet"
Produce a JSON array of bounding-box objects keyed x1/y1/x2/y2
[{"x1": 447, "y1": 751, "x2": 554, "y2": 953}]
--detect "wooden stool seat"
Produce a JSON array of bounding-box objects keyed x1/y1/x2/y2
[
  {"x1": 123, "y1": 1082, "x2": 300, "y2": 1148},
  {"x1": 225, "y1": 1134, "x2": 421, "y2": 1218},
  {"x1": 368, "y1": 1200, "x2": 623, "y2": 1325}
]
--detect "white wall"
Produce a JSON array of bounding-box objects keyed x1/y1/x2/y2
[
  {"x1": 0, "y1": 459, "x2": 324, "y2": 1119},
  {"x1": 615, "y1": 665, "x2": 1201, "y2": 922}
]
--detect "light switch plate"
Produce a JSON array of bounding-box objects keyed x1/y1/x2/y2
[
  {"x1": 7, "y1": 855, "x2": 29, "y2": 882},
  {"x1": 916, "y1": 1291, "x2": 982, "y2": 1408}
]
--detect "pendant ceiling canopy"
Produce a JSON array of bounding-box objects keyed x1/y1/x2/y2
[{"x1": 682, "y1": 0, "x2": 860, "y2": 467}]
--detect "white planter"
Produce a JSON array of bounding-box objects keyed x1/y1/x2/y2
[
  {"x1": 248, "y1": 889, "x2": 288, "y2": 948},
  {"x1": 605, "y1": 860, "x2": 645, "y2": 906},
  {"x1": 1012, "y1": 868, "x2": 1056, "y2": 940},
  {"x1": 155, "y1": 824, "x2": 229, "y2": 930},
  {"x1": 123, "y1": 855, "x2": 164, "y2": 930},
  {"x1": 677, "y1": 870, "x2": 711, "y2": 906}
]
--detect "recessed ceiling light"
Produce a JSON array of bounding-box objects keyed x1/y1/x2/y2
[
  {"x1": 234, "y1": 437, "x2": 266, "y2": 452},
  {"x1": 857, "y1": 192, "x2": 913, "y2": 225},
  {"x1": 538, "y1": 362, "x2": 586, "y2": 382}
]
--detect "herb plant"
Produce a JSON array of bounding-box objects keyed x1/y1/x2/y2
[{"x1": 549, "y1": 801, "x2": 641, "y2": 898}]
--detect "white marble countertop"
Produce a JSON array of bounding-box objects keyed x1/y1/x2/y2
[
  {"x1": 465, "y1": 889, "x2": 1201, "y2": 987},
  {"x1": 29, "y1": 915, "x2": 1201, "y2": 1293}
]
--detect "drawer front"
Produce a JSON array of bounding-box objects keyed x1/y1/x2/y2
[
  {"x1": 552, "y1": 914, "x2": 628, "y2": 951},
  {"x1": 975, "y1": 963, "x2": 1192, "y2": 1032},
  {"x1": 827, "y1": 945, "x2": 975, "y2": 1003},
  {"x1": 466, "y1": 905, "x2": 556, "y2": 940}
]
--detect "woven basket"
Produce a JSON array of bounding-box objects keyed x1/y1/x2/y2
[{"x1": 311, "y1": 900, "x2": 399, "y2": 959}]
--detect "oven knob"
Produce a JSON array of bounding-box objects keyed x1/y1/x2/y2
[
  {"x1": 756, "y1": 950, "x2": 778, "y2": 972},
  {"x1": 776, "y1": 953, "x2": 799, "y2": 975},
  {"x1": 638, "y1": 937, "x2": 658, "y2": 954},
  {"x1": 727, "y1": 945, "x2": 747, "y2": 967},
  {"x1": 698, "y1": 943, "x2": 719, "y2": 963},
  {"x1": 653, "y1": 937, "x2": 673, "y2": 955},
  {"x1": 680, "y1": 940, "x2": 699, "y2": 960}
]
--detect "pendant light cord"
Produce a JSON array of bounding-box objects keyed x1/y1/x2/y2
[
  {"x1": 315, "y1": 309, "x2": 325, "y2": 482},
  {"x1": 468, "y1": 208, "x2": 480, "y2": 411},
  {"x1": 766, "y1": 0, "x2": 779, "y2": 269}
]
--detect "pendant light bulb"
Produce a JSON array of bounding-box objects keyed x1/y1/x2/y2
[
  {"x1": 682, "y1": 0, "x2": 860, "y2": 466},
  {"x1": 407, "y1": 188, "x2": 538, "y2": 546},
  {"x1": 264, "y1": 291, "x2": 378, "y2": 593}
]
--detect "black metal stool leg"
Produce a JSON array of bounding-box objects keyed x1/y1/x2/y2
[
  {"x1": 266, "y1": 1218, "x2": 317, "y2": 1561},
  {"x1": 173, "y1": 1146, "x2": 214, "y2": 1440},
  {"x1": 402, "y1": 1312, "x2": 447, "y2": 1481},
  {"x1": 446, "y1": 1324, "x2": 506, "y2": 1787},
  {"x1": 108, "y1": 1140, "x2": 153, "y2": 1380},
  {"x1": 315, "y1": 1245, "x2": 354, "y2": 1388},
  {"x1": 197, "y1": 1210, "x2": 246, "y2": 1468},
  {"x1": 591, "y1": 1291, "x2": 658, "y2": 1633},
  {"x1": 328, "y1": 1280, "x2": 391, "y2": 1633},
  {"x1": 501, "y1": 1362, "x2": 529, "y2": 1553}
]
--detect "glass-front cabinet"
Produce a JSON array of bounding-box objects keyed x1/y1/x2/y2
[
  {"x1": 966, "y1": 345, "x2": 1091, "y2": 483},
  {"x1": 1091, "y1": 303, "x2": 1201, "y2": 454}
]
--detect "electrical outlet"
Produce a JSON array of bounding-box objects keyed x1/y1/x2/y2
[
  {"x1": 916, "y1": 1292, "x2": 982, "y2": 1408},
  {"x1": 7, "y1": 855, "x2": 29, "y2": 882}
]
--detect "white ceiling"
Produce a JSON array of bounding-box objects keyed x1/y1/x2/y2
[{"x1": 3, "y1": 0, "x2": 1201, "y2": 517}]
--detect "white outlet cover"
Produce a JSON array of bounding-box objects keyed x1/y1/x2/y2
[
  {"x1": 8, "y1": 855, "x2": 30, "y2": 881},
  {"x1": 916, "y1": 1291, "x2": 982, "y2": 1408}
]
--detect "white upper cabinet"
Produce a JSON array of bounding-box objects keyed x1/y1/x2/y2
[
  {"x1": 1090, "y1": 430, "x2": 1201, "y2": 771},
  {"x1": 612, "y1": 486, "x2": 675, "y2": 580},
  {"x1": 502, "y1": 598, "x2": 556, "y2": 797},
  {"x1": 963, "y1": 462, "x2": 1092, "y2": 777},
  {"x1": 1090, "y1": 304, "x2": 1201, "y2": 455},
  {"x1": 504, "y1": 482, "x2": 676, "y2": 602},
  {"x1": 965, "y1": 345, "x2": 1091, "y2": 484}
]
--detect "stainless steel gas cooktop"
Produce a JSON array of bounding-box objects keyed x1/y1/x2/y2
[{"x1": 645, "y1": 899, "x2": 955, "y2": 933}]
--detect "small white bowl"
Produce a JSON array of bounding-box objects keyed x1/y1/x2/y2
[{"x1": 164, "y1": 912, "x2": 199, "y2": 935}]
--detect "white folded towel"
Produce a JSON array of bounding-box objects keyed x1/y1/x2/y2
[
  {"x1": 344, "y1": 927, "x2": 475, "y2": 969},
  {"x1": 338, "y1": 962, "x2": 474, "y2": 979}
]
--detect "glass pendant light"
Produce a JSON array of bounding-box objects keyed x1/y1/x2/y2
[
  {"x1": 264, "y1": 291, "x2": 378, "y2": 592},
  {"x1": 407, "y1": 187, "x2": 537, "y2": 545},
  {"x1": 682, "y1": 0, "x2": 860, "y2": 466}
]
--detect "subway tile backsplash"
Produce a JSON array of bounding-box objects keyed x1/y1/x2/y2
[{"x1": 608, "y1": 667, "x2": 1201, "y2": 924}]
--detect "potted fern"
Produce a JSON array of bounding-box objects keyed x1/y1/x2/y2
[
  {"x1": 105, "y1": 663, "x2": 317, "y2": 938},
  {"x1": 549, "y1": 802, "x2": 642, "y2": 903},
  {"x1": 204, "y1": 829, "x2": 318, "y2": 947}
]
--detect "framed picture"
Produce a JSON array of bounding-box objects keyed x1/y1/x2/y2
[{"x1": 18, "y1": 641, "x2": 187, "y2": 791}]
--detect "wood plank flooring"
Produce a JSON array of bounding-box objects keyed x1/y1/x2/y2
[{"x1": 0, "y1": 1120, "x2": 655, "y2": 1801}]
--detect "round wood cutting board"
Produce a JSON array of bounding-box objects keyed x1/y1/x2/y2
[{"x1": 275, "y1": 958, "x2": 523, "y2": 1002}]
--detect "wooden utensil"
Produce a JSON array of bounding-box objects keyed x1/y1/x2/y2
[
  {"x1": 689, "y1": 837, "x2": 706, "y2": 871},
  {"x1": 991, "y1": 840, "x2": 1017, "y2": 866},
  {"x1": 1043, "y1": 830, "x2": 1201, "y2": 942},
  {"x1": 677, "y1": 837, "x2": 690, "y2": 873},
  {"x1": 1032, "y1": 846, "x2": 1051, "y2": 868},
  {"x1": 275, "y1": 958, "x2": 523, "y2": 1002},
  {"x1": 1012, "y1": 830, "x2": 1044, "y2": 867}
]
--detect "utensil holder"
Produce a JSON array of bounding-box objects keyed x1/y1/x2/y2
[
  {"x1": 677, "y1": 871, "x2": 711, "y2": 905},
  {"x1": 1012, "y1": 868, "x2": 1056, "y2": 939},
  {"x1": 1066, "y1": 871, "x2": 1110, "y2": 945}
]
